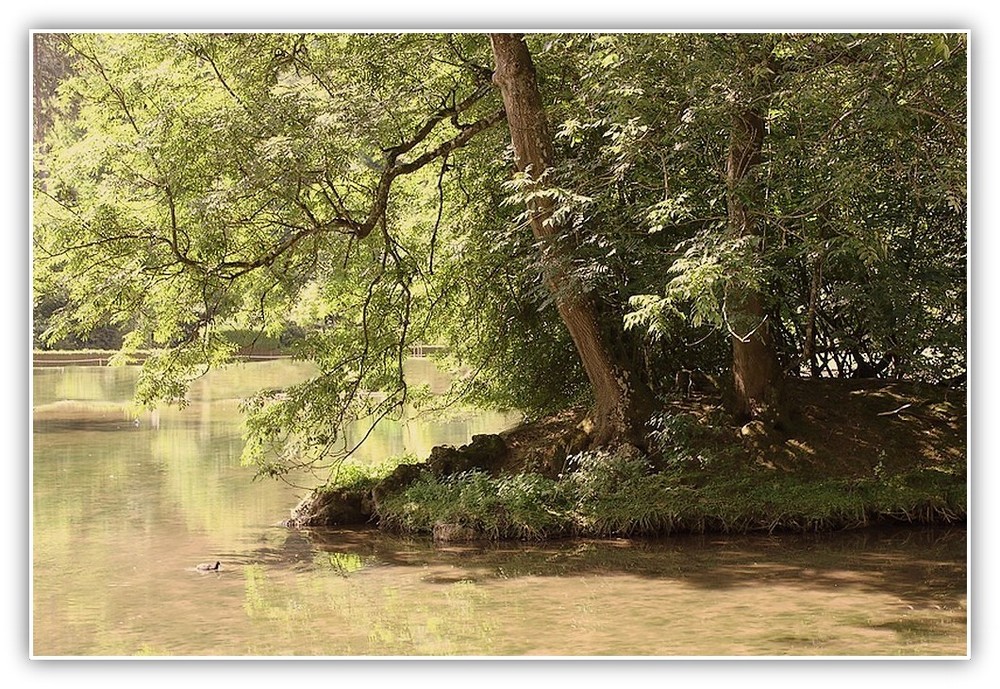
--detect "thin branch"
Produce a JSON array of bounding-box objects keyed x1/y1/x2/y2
[
  {"x1": 428, "y1": 153, "x2": 449, "y2": 274},
  {"x1": 212, "y1": 105, "x2": 505, "y2": 279},
  {"x1": 877, "y1": 403, "x2": 913, "y2": 417},
  {"x1": 355, "y1": 105, "x2": 506, "y2": 240},
  {"x1": 193, "y1": 42, "x2": 251, "y2": 113}
]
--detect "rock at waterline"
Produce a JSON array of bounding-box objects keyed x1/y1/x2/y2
[
  {"x1": 426, "y1": 433, "x2": 508, "y2": 476},
  {"x1": 283, "y1": 434, "x2": 510, "y2": 528},
  {"x1": 284, "y1": 486, "x2": 374, "y2": 528}
]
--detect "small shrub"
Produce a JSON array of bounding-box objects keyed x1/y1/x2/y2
[
  {"x1": 564, "y1": 447, "x2": 691, "y2": 536},
  {"x1": 647, "y1": 412, "x2": 739, "y2": 471},
  {"x1": 495, "y1": 473, "x2": 573, "y2": 538}
]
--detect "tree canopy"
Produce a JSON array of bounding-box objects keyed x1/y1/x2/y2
[{"x1": 32, "y1": 32, "x2": 967, "y2": 481}]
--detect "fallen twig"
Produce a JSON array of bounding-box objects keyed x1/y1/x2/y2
[{"x1": 877, "y1": 403, "x2": 913, "y2": 417}]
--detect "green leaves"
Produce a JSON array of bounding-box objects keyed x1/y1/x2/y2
[{"x1": 33, "y1": 32, "x2": 966, "y2": 475}]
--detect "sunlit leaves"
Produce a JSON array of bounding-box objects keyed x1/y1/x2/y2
[
  {"x1": 646, "y1": 194, "x2": 695, "y2": 233},
  {"x1": 33, "y1": 32, "x2": 510, "y2": 480},
  {"x1": 33, "y1": 31, "x2": 967, "y2": 479}
]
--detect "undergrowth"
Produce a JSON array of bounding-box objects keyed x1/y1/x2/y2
[
  {"x1": 313, "y1": 396, "x2": 966, "y2": 541},
  {"x1": 321, "y1": 453, "x2": 423, "y2": 493},
  {"x1": 369, "y1": 447, "x2": 966, "y2": 540}
]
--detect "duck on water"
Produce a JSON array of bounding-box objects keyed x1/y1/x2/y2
[{"x1": 196, "y1": 561, "x2": 221, "y2": 571}]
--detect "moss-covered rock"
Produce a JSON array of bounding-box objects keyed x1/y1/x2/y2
[
  {"x1": 426, "y1": 433, "x2": 508, "y2": 476},
  {"x1": 371, "y1": 462, "x2": 427, "y2": 512},
  {"x1": 285, "y1": 486, "x2": 373, "y2": 527}
]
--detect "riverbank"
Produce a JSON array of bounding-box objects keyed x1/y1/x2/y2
[
  {"x1": 32, "y1": 349, "x2": 142, "y2": 367},
  {"x1": 32, "y1": 343, "x2": 449, "y2": 367},
  {"x1": 31, "y1": 348, "x2": 292, "y2": 367},
  {"x1": 289, "y1": 378, "x2": 967, "y2": 541}
]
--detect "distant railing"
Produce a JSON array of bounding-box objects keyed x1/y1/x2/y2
[{"x1": 408, "y1": 344, "x2": 448, "y2": 358}]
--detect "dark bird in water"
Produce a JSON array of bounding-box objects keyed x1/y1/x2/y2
[{"x1": 196, "y1": 561, "x2": 221, "y2": 571}]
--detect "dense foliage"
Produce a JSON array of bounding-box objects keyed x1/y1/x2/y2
[{"x1": 32, "y1": 32, "x2": 967, "y2": 480}]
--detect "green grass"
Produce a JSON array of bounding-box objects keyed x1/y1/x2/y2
[
  {"x1": 364, "y1": 448, "x2": 966, "y2": 540},
  {"x1": 377, "y1": 470, "x2": 575, "y2": 540}
]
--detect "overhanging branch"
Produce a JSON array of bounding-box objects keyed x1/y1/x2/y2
[{"x1": 213, "y1": 105, "x2": 506, "y2": 278}]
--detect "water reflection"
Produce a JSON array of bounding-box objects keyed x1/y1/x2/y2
[
  {"x1": 204, "y1": 525, "x2": 965, "y2": 657},
  {"x1": 32, "y1": 362, "x2": 967, "y2": 657}
]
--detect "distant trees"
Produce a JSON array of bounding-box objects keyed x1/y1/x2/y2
[{"x1": 33, "y1": 32, "x2": 966, "y2": 478}]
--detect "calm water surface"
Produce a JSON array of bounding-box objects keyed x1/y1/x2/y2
[{"x1": 32, "y1": 362, "x2": 967, "y2": 657}]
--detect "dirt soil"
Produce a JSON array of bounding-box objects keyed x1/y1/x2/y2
[{"x1": 497, "y1": 378, "x2": 967, "y2": 480}]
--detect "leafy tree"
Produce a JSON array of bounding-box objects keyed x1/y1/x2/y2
[
  {"x1": 618, "y1": 33, "x2": 966, "y2": 402},
  {"x1": 34, "y1": 32, "x2": 661, "y2": 478},
  {"x1": 34, "y1": 33, "x2": 506, "y2": 477},
  {"x1": 489, "y1": 33, "x2": 655, "y2": 446},
  {"x1": 33, "y1": 32, "x2": 966, "y2": 480}
]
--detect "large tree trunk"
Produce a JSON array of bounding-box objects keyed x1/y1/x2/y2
[
  {"x1": 726, "y1": 107, "x2": 785, "y2": 423},
  {"x1": 489, "y1": 33, "x2": 653, "y2": 447}
]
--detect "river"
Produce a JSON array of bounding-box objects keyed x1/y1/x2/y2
[{"x1": 31, "y1": 360, "x2": 967, "y2": 657}]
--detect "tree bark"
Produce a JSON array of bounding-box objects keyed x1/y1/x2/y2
[
  {"x1": 489, "y1": 33, "x2": 653, "y2": 447},
  {"x1": 803, "y1": 254, "x2": 823, "y2": 378},
  {"x1": 726, "y1": 106, "x2": 785, "y2": 422}
]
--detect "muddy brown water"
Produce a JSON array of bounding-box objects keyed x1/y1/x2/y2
[{"x1": 31, "y1": 362, "x2": 967, "y2": 657}]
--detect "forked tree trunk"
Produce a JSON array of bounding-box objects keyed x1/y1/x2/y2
[
  {"x1": 489, "y1": 33, "x2": 653, "y2": 447},
  {"x1": 726, "y1": 107, "x2": 785, "y2": 422}
]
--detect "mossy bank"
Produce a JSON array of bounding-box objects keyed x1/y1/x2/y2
[{"x1": 285, "y1": 378, "x2": 966, "y2": 542}]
